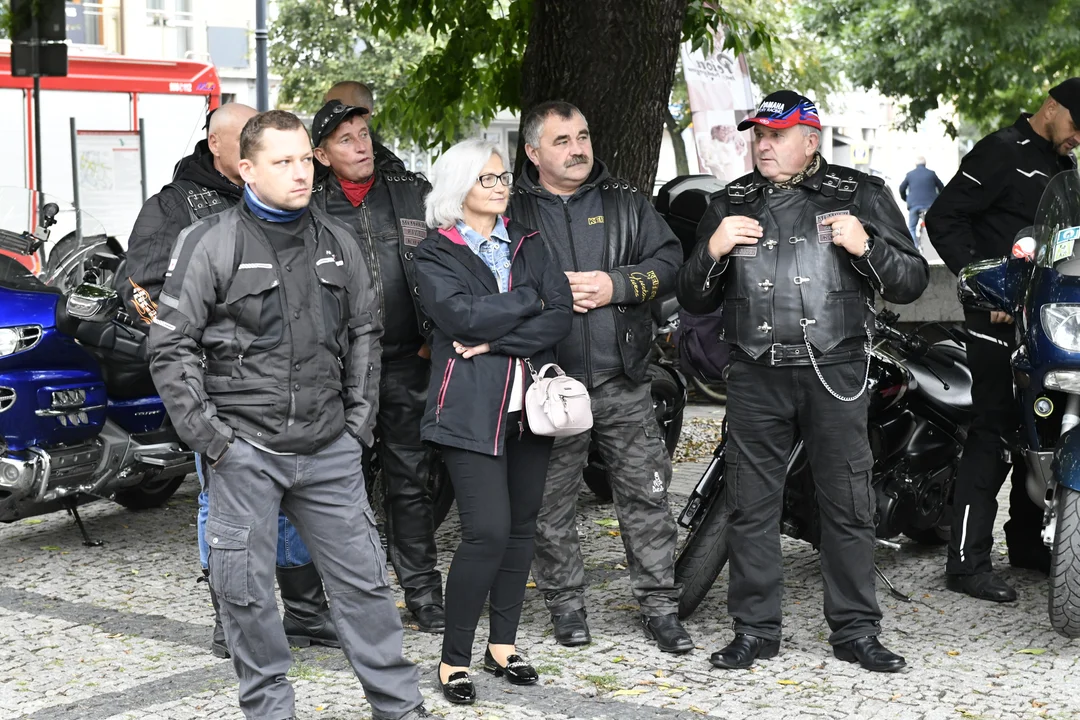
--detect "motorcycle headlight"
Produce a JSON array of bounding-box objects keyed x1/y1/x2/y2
[
  {"x1": 0, "y1": 326, "x2": 42, "y2": 357},
  {"x1": 1041, "y1": 304, "x2": 1080, "y2": 351}
]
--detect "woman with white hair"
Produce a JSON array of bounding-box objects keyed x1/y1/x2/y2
[{"x1": 414, "y1": 139, "x2": 572, "y2": 704}]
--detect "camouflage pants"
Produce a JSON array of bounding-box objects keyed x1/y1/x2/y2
[{"x1": 532, "y1": 374, "x2": 680, "y2": 616}]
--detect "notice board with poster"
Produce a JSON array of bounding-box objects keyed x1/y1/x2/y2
[
  {"x1": 680, "y1": 37, "x2": 756, "y2": 185},
  {"x1": 73, "y1": 129, "x2": 145, "y2": 240}
]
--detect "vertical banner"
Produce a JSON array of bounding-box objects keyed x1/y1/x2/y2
[{"x1": 680, "y1": 39, "x2": 756, "y2": 183}]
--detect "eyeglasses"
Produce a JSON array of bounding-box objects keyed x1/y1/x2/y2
[{"x1": 477, "y1": 172, "x2": 514, "y2": 188}]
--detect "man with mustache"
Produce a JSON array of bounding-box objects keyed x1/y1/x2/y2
[
  {"x1": 677, "y1": 91, "x2": 926, "y2": 672},
  {"x1": 509, "y1": 101, "x2": 692, "y2": 653},
  {"x1": 309, "y1": 100, "x2": 446, "y2": 633},
  {"x1": 927, "y1": 78, "x2": 1080, "y2": 602}
]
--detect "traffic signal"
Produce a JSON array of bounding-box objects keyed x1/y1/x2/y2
[{"x1": 9, "y1": 0, "x2": 68, "y2": 77}]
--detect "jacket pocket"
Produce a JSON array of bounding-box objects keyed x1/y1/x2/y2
[
  {"x1": 225, "y1": 270, "x2": 285, "y2": 360},
  {"x1": 205, "y1": 377, "x2": 279, "y2": 408},
  {"x1": 206, "y1": 516, "x2": 254, "y2": 606},
  {"x1": 316, "y1": 260, "x2": 350, "y2": 356},
  {"x1": 435, "y1": 358, "x2": 456, "y2": 422}
]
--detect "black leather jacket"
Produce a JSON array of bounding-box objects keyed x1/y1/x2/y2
[
  {"x1": 677, "y1": 161, "x2": 928, "y2": 361},
  {"x1": 312, "y1": 170, "x2": 431, "y2": 359}
]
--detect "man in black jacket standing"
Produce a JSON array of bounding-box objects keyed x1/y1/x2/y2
[
  {"x1": 927, "y1": 79, "x2": 1080, "y2": 602},
  {"x1": 678, "y1": 91, "x2": 928, "y2": 672},
  {"x1": 310, "y1": 100, "x2": 445, "y2": 633},
  {"x1": 509, "y1": 101, "x2": 693, "y2": 654},
  {"x1": 148, "y1": 110, "x2": 430, "y2": 720},
  {"x1": 324, "y1": 81, "x2": 407, "y2": 174}
]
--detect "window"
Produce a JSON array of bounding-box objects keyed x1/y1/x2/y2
[{"x1": 146, "y1": 0, "x2": 196, "y2": 59}]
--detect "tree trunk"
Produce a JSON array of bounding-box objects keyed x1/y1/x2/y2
[
  {"x1": 663, "y1": 105, "x2": 691, "y2": 177},
  {"x1": 518, "y1": 0, "x2": 687, "y2": 193}
]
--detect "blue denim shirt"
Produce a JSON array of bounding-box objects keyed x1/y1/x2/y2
[{"x1": 456, "y1": 217, "x2": 512, "y2": 293}]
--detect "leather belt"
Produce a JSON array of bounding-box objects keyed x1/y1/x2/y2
[{"x1": 734, "y1": 339, "x2": 867, "y2": 367}]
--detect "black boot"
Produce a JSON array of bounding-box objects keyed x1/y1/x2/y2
[
  {"x1": 277, "y1": 563, "x2": 341, "y2": 648},
  {"x1": 200, "y1": 569, "x2": 229, "y2": 659}
]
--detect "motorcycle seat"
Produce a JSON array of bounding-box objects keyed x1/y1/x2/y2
[
  {"x1": 75, "y1": 320, "x2": 157, "y2": 400},
  {"x1": 906, "y1": 344, "x2": 973, "y2": 420}
]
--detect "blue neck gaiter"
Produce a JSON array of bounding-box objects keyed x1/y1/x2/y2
[{"x1": 244, "y1": 185, "x2": 308, "y2": 223}]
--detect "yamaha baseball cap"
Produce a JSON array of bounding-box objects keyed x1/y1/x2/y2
[
  {"x1": 311, "y1": 100, "x2": 370, "y2": 146},
  {"x1": 737, "y1": 90, "x2": 822, "y2": 132},
  {"x1": 1049, "y1": 78, "x2": 1080, "y2": 119}
]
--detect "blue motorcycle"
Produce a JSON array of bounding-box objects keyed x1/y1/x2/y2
[
  {"x1": 959, "y1": 168, "x2": 1080, "y2": 637},
  {"x1": 0, "y1": 188, "x2": 193, "y2": 543}
]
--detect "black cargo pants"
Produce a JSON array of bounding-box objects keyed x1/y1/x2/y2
[{"x1": 724, "y1": 357, "x2": 883, "y2": 645}]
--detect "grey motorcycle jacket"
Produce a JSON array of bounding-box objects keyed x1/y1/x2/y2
[
  {"x1": 677, "y1": 160, "x2": 928, "y2": 360},
  {"x1": 148, "y1": 203, "x2": 382, "y2": 462}
]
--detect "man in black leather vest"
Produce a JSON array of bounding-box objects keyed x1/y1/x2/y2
[
  {"x1": 120, "y1": 103, "x2": 341, "y2": 659},
  {"x1": 309, "y1": 100, "x2": 445, "y2": 633},
  {"x1": 509, "y1": 101, "x2": 692, "y2": 654},
  {"x1": 677, "y1": 91, "x2": 928, "y2": 673}
]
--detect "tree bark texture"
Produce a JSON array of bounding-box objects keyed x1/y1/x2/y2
[{"x1": 519, "y1": 0, "x2": 688, "y2": 192}]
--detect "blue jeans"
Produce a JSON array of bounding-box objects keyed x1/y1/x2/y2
[
  {"x1": 196, "y1": 453, "x2": 311, "y2": 568},
  {"x1": 908, "y1": 206, "x2": 928, "y2": 248}
]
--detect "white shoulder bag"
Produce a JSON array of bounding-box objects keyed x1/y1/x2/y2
[{"x1": 524, "y1": 361, "x2": 593, "y2": 437}]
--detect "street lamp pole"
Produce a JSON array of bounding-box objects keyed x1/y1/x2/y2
[{"x1": 255, "y1": 0, "x2": 269, "y2": 111}]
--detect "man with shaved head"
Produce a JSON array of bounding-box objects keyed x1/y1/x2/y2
[
  {"x1": 324, "y1": 80, "x2": 407, "y2": 173},
  {"x1": 119, "y1": 102, "x2": 342, "y2": 660}
]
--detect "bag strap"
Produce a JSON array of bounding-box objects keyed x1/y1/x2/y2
[{"x1": 525, "y1": 359, "x2": 564, "y2": 381}]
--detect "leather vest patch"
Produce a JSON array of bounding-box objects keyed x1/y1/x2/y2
[{"x1": 400, "y1": 218, "x2": 426, "y2": 246}]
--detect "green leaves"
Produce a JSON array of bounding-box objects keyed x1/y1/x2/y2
[
  {"x1": 273, "y1": 0, "x2": 780, "y2": 156},
  {"x1": 798, "y1": 0, "x2": 1080, "y2": 135}
]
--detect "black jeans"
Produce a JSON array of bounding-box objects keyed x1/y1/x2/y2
[
  {"x1": 724, "y1": 358, "x2": 882, "y2": 645},
  {"x1": 438, "y1": 416, "x2": 553, "y2": 666},
  {"x1": 376, "y1": 353, "x2": 442, "y2": 611},
  {"x1": 947, "y1": 314, "x2": 1045, "y2": 575}
]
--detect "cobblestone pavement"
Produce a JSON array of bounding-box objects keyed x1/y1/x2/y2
[{"x1": 2, "y1": 405, "x2": 1078, "y2": 720}]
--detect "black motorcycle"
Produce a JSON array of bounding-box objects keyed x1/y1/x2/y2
[{"x1": 674, "y1": 310, "x2": 972, "y2": 618}]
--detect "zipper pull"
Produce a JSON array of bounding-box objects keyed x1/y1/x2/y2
[
  {"x1": 237, "y1": 353, "x2": 244, "y2": 367},
  {"x1": 336, "y1": 356, "x2": 344, "y2": 370},
  {"x1": 518, "y1": 419, "x2": 524, "y2": 439}
]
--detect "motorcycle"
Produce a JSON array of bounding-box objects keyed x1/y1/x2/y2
[
  {"x1": 674, "y1": 310, "x2": 972, "y2": 619},
  {"x1": 958, "y1": 168, "x2": 1080, "y2": 637},
  {"x1": 0, "y1": 188, "x2": 194, "y2": 543}
]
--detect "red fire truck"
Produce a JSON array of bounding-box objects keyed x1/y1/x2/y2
[{"x1": 0, "y1": 49, "x2": 221, "y2": 243}]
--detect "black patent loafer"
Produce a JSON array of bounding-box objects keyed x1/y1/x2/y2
[
  {"x1": 946, "y1": 572, "x2": 1018, "y2": 603},
  {"x1": 412, "y1": 604, "x2": 446, "y2": 634},
  {"x1": 439, "y1": 670, "x2": 476, "y2": 705},
  {"x1": 709, "y1": 633, "x2": 780, "y2": 669},
  {"x1": 483, "y1": 648, "x2": 539, "y2": 685},
  {"x1": 641, "y1": 613, "x2": 694, "y2": 654},
  {"x1": 833, "y1": 636, "x2": 907, "y2": 672},
  {"x1": 551, "y1": 609, "x2": 591, "y2": 647}
]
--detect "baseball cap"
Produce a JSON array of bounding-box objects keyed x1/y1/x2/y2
[
  {"x1": 1049, "y1": 78, "x2": 1080, "y2": 120},
  {"x1": 737, "y1": 91, "x2": 822, "y2": 132},
  {"x1": 311, "y1": 100, "x2": 370, "y2": 146}
]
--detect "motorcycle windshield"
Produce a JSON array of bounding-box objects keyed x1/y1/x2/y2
[
  {"x1": 1035, "y1": 169, "x2": 1080, "y2": 275},
  {"x1": 0, "y1": 187, "x2": 109, "y2": 293}
]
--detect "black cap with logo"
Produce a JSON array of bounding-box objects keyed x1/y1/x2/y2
[{"x1": 311, "y1": 100, "x2": 370, "y2": 146}]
